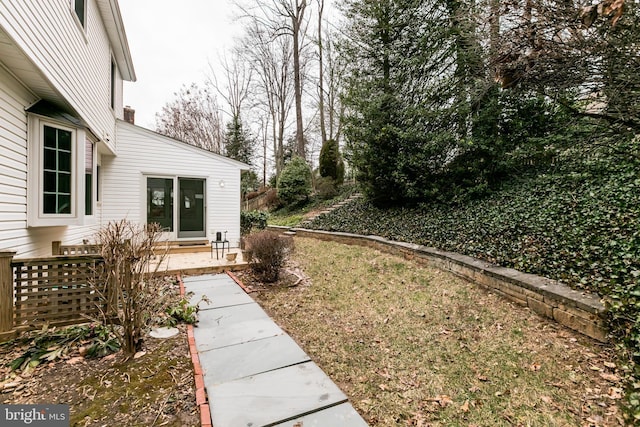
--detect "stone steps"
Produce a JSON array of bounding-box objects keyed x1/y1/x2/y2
[{"x1": 301, "y1": 193, "x2": 362, "y2": 226}]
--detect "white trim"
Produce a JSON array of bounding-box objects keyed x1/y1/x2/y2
[
  {"x1": 141, "y1": 174, "x2": 209, "y2": 241},
  {"x1": 70, "y1": 0, "x2": 89, "y2": 43},
  {"x1": 27, "y1": 115, "x2": 85, "y2": 227},
  {"x1": 142, "y1": 174, "x2": 176, "y2": 240},
  {"x1": 83, "y1": 137, "x2": 98, "y2": 224}
]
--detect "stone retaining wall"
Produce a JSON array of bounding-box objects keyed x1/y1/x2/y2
[{"x1": 268, "y1": 226, "x2": 607, "y2": 342}]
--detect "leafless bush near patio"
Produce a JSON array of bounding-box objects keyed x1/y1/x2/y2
[
  {"x1": 94, "y1": 220, "x2": 172, "y2": 356},
  {"x1": 245, "y1": 231, "x2": 294, "y2": 283}
]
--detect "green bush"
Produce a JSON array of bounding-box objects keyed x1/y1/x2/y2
[
  {"x1": 245, "y1": 231, "x2": 294, "y2": 282},
  {"x1": 319, "y1": 139, "x2": 345, "y2": 184},
  {"x1": 277, "y1": 156, "x2": 312, "y2": 206},
  {"x1": 316, "y1": 176, "x2": 338, "y2": 199},
  {"x1": 240, "y1": 210, "x2": 269, "y2": 235}
]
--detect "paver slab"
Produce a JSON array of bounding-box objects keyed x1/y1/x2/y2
[
  {"x1": 186, "y1": 281, "x2": 254, "y2": 309},
  {"x1": 182, "y1": 274, "x2": 231, "y2": 284},
  {"x1": 210, "y1": 362, "x2": 348, "y2": 427},
  {"x1": 193, "y1": 304, "x2": 283, "y2": 351},
  {"x1": 200, "y1": 334, "x2": 310, "y2": 385},
  {"x1": 271, "y1": 402, "x2": 369, "y2": 427}
]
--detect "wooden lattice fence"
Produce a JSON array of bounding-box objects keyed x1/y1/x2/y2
[{"x1": 11, "y1": 255, "x2": 107, "y2": 331}]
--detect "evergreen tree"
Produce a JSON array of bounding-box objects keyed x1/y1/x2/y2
[
  {"x1": 224, "y1": 116, "x2": 254, "y2": 165},
  {"x1": 224, "y1": 116, "x2": 258, "y2": 194},
  {"x1": 319, "y1": 139, "x2": 344, "y2": 184},
  {"x1": 340, "y1": 0, "x2": 451, "y2": 205}
]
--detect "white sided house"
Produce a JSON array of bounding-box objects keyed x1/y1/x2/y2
[{"x1": 0, "y1": 1, "x2": 248, "y2": 258}]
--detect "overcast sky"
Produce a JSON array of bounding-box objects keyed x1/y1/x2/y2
[{"x1": 119, "y1": 0, "x2": 241, "y2": 129}]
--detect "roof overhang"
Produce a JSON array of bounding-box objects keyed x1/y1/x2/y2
[{"x1": 95, "y1": 0, "x2": 136, "y2": 82}]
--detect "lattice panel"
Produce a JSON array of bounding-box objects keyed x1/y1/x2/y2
[{"x1": 12, "y1": 256, "x2": 106, "y2": 327}]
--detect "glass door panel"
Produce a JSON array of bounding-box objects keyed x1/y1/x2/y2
[
  {"x1": 147, "y1": 178, "x2": 174, "y2": 231},
  {"x1": 178, "y1": 178, "x2": 205, "y2": 238}
]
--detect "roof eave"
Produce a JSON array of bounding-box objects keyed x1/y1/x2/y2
[{"x1": 96, "y1": 0, "x2": 136, "y2": 82}]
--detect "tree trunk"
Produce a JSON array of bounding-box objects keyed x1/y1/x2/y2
[
  {"x1": 292, "y1": 1, "x2": 306, "y2": 159},
  {"x1": 317, "y1": 0, "x2": 327, "y2": 145}
]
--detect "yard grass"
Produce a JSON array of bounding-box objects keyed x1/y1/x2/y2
[{"x1": 253, "y1": 238, "x2": 625, "y2": 426}]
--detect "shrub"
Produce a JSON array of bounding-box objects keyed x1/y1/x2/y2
[
  {"x1": 245, "y1": 231, "x2": 294, "y2": 282},
  {"x1": 263, "y1": 188, "x2": 281, "y2": 209},
  {"x1": 316, "y1": 176, "x2": 338, "y2": 199},
  {"x1": 319, "y1": 139, "x2": 345, "y2": 184},
  {"x1": 277, "y1": 156, "x2": 312, "y2": 206},
  {"x1": 240, "y1": 210, "x2": 269, "y2": 236},
  {"x1": 95, "y1": 220, "x2": 172, "y2": 355}
]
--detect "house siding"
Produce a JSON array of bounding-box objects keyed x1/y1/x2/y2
[
  {"x1": 0, "y1": 65, "x2": 101, "y2": 258},
  {"x1": 102, "y1": 122, "x2": 244, "y2": 246},
  {"x1": 0, "y1": 0, "x2": 118, "y2": 151}
]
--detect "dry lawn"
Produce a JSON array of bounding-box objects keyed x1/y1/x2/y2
[{"x1": 251, "y1": 238, "x2": 626, "y2": 426}]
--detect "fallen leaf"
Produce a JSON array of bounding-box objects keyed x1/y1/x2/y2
[
  {"x1": 427, "y1": 395, "x2": 453, "y2": 407},
  {"x1": 477, "y1": 375, "x2": 489, "y2": 382},
  {"x1": 134, "y1": 351, "x2": 147, "y2": 359},
  {"x1": 377, "y1": 370, "x2": 391, "y2": 380},
  {"x1": 589, "y1": 365, "x2": 603, "y2": 371},
  {"x1": 378, "y1": 383, "x2": 389, "y2": 391},
  {"x1": 469, "y1": 386, "x2": 481, "y2": 393},
  {"x1": 541, "y1": 395, "x2": 553, "y2": 404},
  {"x1": 603, "y1": 362, "x2": 616, "y2": 369},
  {"x1": 586, "y1": 414, "x2": 604, "y2": 424},
  {"x1": 460, "y1": 399, "x2": 470, "y2": 413},
  {"x1": 600, "y1": 372, "x2": 620, "y2": 382},
  {"x1": 438, "y1": 395, "x2": 453, "y2": 407},
  {"x1": 530, "y1": 363, "x2": 541, "y2": 372},
  {"x1": 66, "y1": 357, "x2": 84, "y2": 365},
  {"x1": 608, "y1": 387, "x2": 623, "y2": 399}
]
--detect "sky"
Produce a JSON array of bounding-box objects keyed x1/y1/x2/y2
[{"x1": 119, "y1": 0, "x2": 241, "y2": 129}]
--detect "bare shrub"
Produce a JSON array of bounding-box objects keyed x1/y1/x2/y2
[
  {"x1": 95, "y1": 220, "x2": 171, "y2": 356},
  {"x1": 245, "y1": 231, "x2": 294, "y2": 282}
]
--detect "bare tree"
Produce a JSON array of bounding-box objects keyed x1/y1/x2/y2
[
  {"x1": 285, "y1": 0, "x2": 310, "y2": 159},
  {"x1": 209, "y1": 51, "x2": 253, "y2": 123},
  {"x1": 236, "y1": 0, "x2": 312, "y2": 160},
  {"x1": 494, "y1": 0, "x2": 639, "y2": 132},
  {"x1": 320, "y1": 23, "x2": 345, "y2": 144},
  {"x1": 155, "y1": 83, "x2": 224, "y2": 153},
  {"x1": 239, "y1": 16, "x2": 295, "y2": 178},
  {"x1": 316, "y1": 0, "x2": 327, "y2": 145}
]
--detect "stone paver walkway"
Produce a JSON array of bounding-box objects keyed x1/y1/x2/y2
[{"x1": 183, "y1": 273, "x2": 368, "y2": 427}]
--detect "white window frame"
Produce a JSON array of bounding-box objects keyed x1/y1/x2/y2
[
  {"x1": 110, "y1": 58, "x2": 116, "y2": 111},
  {"x1": 84, "y1": 137, "x2": 97, "y2": 224},
  {"x1": 27, "y1": 115, "x2": 86, "y2": 227},
  {"x1": 70, "y1": 0, "x2": 88, "y2": 42}
]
